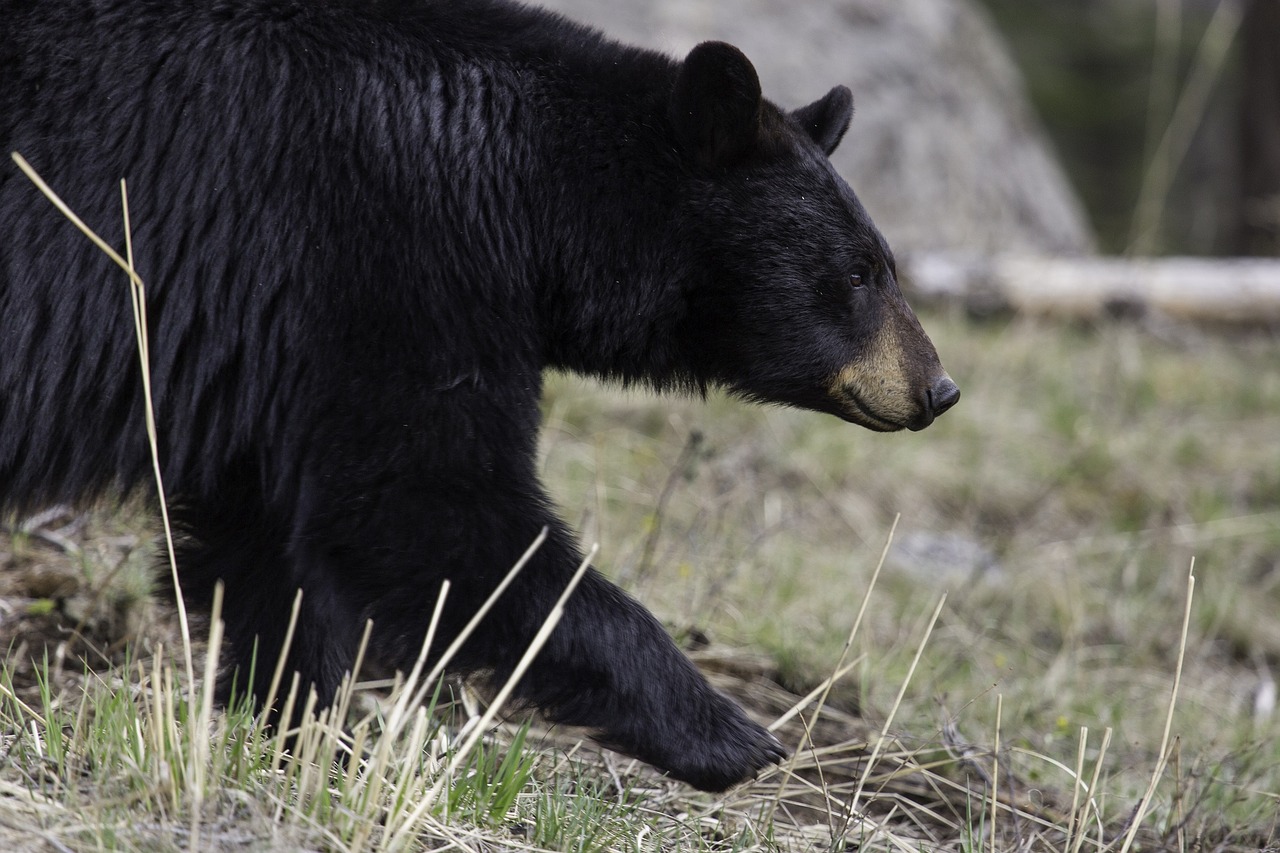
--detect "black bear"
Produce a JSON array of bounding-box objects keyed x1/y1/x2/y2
[{"x1": 0, "y1": 0, "x2": 958, "y2": 791}]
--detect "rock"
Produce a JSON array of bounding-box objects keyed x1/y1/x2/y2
[{"x1": 887, "y1": 531, "x2": 1002, "y2": 586}]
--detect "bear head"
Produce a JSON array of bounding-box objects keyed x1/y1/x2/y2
[{"x1": 671, "y1": 42, "x2": 959, "y2": 432}]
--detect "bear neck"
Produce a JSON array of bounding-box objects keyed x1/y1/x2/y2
[
  {"x1": 522, "y1": 48, "x2": 707, "y2": 393},
  {"x1": 317, "y1": 6, "x2": 711, "y2": 393}
]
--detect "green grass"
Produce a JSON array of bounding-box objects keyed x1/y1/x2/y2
[{"x1": 3, "y1": 311, "x2": 1280, "y2": 850}]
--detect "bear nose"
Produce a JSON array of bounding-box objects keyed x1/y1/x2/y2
[{"x1": 927, "y1": 375, "x2": 961, "y2": 419}]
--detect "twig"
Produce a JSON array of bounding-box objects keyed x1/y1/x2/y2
[{"x1": 1119, "y1": 559, "x2": 1196, "y2": 853}]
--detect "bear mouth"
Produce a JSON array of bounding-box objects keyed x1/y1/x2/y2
[{"x1": 833, "y1": 388, "x2": 906, "y2": 432}]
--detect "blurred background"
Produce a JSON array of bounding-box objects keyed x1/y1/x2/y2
[{"x1": 541, "y1": 0, "x2": 1277, "y2": 259}]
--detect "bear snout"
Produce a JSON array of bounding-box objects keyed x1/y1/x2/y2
[{"x1": 907, "y1": 374, "x2": 961, "y2": 431}]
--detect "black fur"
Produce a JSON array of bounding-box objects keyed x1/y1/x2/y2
[{"x1": 1, "y1": 0, "x2": 951, "y2": 791}]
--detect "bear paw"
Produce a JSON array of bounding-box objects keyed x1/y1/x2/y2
[
  {"x1": 666, "y1": 710, "x2": 787, "y2": 792},
  {"x1": 608, "y1": 689, "x2": 787, "y2": 792}
]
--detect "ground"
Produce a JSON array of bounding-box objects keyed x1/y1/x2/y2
[{"x1": 2, "y1": 309, "x2": 1279, "y2": 850}]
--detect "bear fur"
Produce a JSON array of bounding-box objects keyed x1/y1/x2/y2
[{"x1": 0, "y1": 0, "x2": 957, "y2": 791}]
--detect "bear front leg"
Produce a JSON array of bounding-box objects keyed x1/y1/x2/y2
[
  {"x1": 518, "y1": 563, "x2": 788, "y2": 791},
  {"x1": 315, "y1": 439, "x2": 783, "y2": 791},
  {"x1": 363, "y1": 506, "x2": 786, "y2": 792}
]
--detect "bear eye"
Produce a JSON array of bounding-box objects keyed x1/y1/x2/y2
[{"x1": 849, "y1": 273, "x2": 865, "y2": 289}]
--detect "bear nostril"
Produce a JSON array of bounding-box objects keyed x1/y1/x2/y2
[{"x1": 927, "y1": 376, "x2": 960, "y2": 417}]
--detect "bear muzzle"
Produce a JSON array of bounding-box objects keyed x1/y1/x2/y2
[{"x1": 828, "y1": 367, "x2": 960, "y2": 432}]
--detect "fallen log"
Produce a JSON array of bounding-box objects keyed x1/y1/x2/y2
[{"x1": 901, "y1": 254, "x2": 1280, "y2": 325}]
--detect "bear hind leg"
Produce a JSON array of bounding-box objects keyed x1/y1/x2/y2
[{"x1": 171, "y1": 497, "x2": 360, "y2": 719}]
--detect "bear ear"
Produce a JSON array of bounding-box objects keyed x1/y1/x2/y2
[
  {"x1": 792, "y1": 86, "x2": 854, "y2": 156},
  {"x1": 670, "y1": 41, "x2": 763, "y2": 168}
]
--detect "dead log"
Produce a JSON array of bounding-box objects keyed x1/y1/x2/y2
[{"x1": 901, "y1": 254, "x2": 1280, "y2": 325}]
